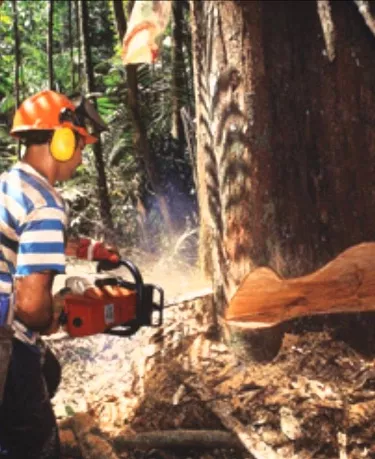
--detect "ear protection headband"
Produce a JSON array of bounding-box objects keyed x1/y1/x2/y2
[
  {"x1": 50, "y1": 107, "x2": 81, "y2": 162},
  {"x1": 50, "y1": 96, "x2": 108, "y2": 162}
]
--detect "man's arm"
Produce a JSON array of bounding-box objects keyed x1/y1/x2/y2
[
  {"x1": 14, "y1": 204, "x2": 66, "y2": 334},
  {"x1": 14, "y1": 271, "x2": 55, "y2": 333}
]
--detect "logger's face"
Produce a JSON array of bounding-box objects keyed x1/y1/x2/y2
[{"x1": 55, "y1": 139, "x2": 84, "y2": 182}]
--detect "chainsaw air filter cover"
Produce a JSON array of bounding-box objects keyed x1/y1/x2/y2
[
  {"x1": 63, "y1": 283, "x2": 137, "y2": 338},
  {"x1": 60, "y1": 258, "x2": 164, "y2": 338}
]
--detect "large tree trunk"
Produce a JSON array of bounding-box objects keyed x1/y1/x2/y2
[
  {"x1": 78, "y1": 0, "x2": 114, "y2": 235},
  {"x1": 191, "y1": 0, "x2": 375, "y2": 357}
]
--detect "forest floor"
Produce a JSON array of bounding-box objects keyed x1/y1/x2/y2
[
  {"x1": 50, "y1": 254, "x2": 375, "y2": 459},
  {"x1": 117, "y1": 325, "x2": 375, "y2": 459}
]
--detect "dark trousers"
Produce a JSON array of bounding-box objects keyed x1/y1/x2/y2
[{"x1": 0, "y1": 339, "x2": 61, "y2": 459}]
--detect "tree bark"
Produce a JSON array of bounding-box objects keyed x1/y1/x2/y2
[
  {"x1": 78, "y1": 0, "x2": 114, "y2": 235},
  {"x1": 191, "y1": 0, "x2": 375, "y2": 355}
]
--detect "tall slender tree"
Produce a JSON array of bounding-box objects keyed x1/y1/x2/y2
[
  {"x1": 67, "y1": 0, "x2": 75, "y2": 91},
  {"x1": 112, "y1": 0, "x2": 174, "y2": 235},
  {"x1": 11, "y1": 0, "x2": 20, "y2": 107},
  {"x1": 75, "y1": 0, "x2": 81, "y2": 87},
  {"x1": 171, "y1": 0, "x2": 185, "y2": 143},
  {"x1": 11, "y1": 0, "x2": 21, "y2": 158},
  {"x1": 47, "y1": 0, "x2": 54, "y2": 90},
  {"x1": 78, "y1": 0, "x2": 114, "y2": 235}
]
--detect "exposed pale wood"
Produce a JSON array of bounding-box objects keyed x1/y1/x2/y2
[
  {"x1": 317, "y1": 0, "x2": 336, "y2": 61},
  {"x1": 113, "y1": 429, "x2": 243, "y2": 451},
  {"x1": 226, "y1": 243, "x2": 375, "y2": 328},
  {"x1": 354, "y1": 1, "x2": 375, "y2": 37}
]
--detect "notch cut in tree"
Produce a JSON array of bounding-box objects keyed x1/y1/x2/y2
[{"x1": 226, "y1": 242, "x2": 375, "y2": 329}]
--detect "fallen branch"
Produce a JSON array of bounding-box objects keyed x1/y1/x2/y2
[
  {"x1": 69, "y1": 413, "x2": 120, "y2": 459},
  {"x1": 113, "y1": 429, "x2": 244, "y2": 451},
  {"x1": 176, "y1": 369, "x2": 282, "y2": 459}
]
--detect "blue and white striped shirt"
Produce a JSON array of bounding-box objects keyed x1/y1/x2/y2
[{"x1": 0, "y1": 162, "x2": 67, "y2": 337}]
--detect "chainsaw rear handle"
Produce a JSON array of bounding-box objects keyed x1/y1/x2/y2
[
  {"x1": 96, "y1": 258, "x2": 164, "y2": 337},
  {"x1": 97, "y1": 258, "x2": 144, "y2": 308},
  {"x1": 97, "y1": 259, "x2": 143, "y2": 286}
]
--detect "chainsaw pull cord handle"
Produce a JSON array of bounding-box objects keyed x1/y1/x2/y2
[{"x1": 96, "y1": 259, "x2": 144, "y2": 334}]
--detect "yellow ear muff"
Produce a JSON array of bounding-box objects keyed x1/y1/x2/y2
[{"x1": 50, "y1": 127, "x2": 76, "y2": 162}]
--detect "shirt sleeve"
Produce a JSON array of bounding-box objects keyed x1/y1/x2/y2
[{"x1": 16, "y1": 206, "x2": 66, "y2": 276}]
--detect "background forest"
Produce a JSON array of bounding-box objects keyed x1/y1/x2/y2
[
  {"x1": 0, "y1": 0, "x2": 198, "y2": 261},
  {"x1": 2, "y1": 4, "x2": 375, "y2": 456}
]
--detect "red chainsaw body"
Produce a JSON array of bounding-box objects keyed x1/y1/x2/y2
[
  {"x1": 63, "y1": 288, "x2": 137, "y2": 338},
  {"x1": 59, "y1": 258, "x2": 163, "y2": 338}
]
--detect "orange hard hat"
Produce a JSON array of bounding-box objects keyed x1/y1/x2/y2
[{"x1": 10, "y1": 90, "x2": 97, "y2": 145}]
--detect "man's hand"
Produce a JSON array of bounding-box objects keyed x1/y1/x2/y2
[
  {"x1": 66, "y1": 238, "x2": 120, "y2": 263},
  {"x1": 43, "y1": 288, "x2": 71, "y2": 336}
]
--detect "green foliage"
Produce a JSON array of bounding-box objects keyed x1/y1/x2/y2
[
  {"x1": 1, "y1": 0, "x2": 197, "y2": 254},
  {"x1": 0, "y1": 2, "x2": 15, "y2": 99},
  {"x1": 87, "y1": 0, "x2": 116, "y2": 65}
]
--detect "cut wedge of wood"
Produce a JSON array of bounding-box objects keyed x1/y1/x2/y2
[{"x1": 226, "y1": 242, "x2": 375, "y2": 329}]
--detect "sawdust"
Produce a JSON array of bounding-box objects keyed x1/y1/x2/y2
[
  {"x1": 125, "y1": 251, "x2": 210, "y2": 305},
  {"x1": 55, "y1": 250, "x2": 210, "y2": 305},
  {"x1": 57, "y1": 314, "x2": 375, "y2": 458},
  {"x1": 116, "y1": 319, "x2": 375, "y2": 459},
  {"x1": 116, "y1": 364, "x2": 248, "y2": 459},
  {"x1": 55, "y1": 258, "x2": 375, "y2": 458}
]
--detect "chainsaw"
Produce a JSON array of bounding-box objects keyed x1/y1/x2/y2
[{"x1": 58, "y1": 259, "x2": 164, "y2": 338}]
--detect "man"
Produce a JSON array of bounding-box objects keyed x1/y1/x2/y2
[{"x1": 0, "y1": 90, "x2": 118, "y2": 458}]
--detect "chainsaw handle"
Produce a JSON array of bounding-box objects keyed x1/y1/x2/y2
[
  {"x1": 96, "y1": 258, "x2": 164, "y2": 337},
  {"x1": 96, "y1": 258, "x2": 144, "y2": 287},
  {"x1": 96, "y1": 257, "x2": 144, "y2": 305},
  {"x1": 96, "y1": 258, "x2": 144, "y2": 334}
]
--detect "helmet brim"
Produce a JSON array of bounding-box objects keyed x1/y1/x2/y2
[
  {"x1": 74, "y1": 126, "x2": 97, "y2": 145},
  {"x1": 84, "y1": 133, "x2": 98, "y2": 145}
]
